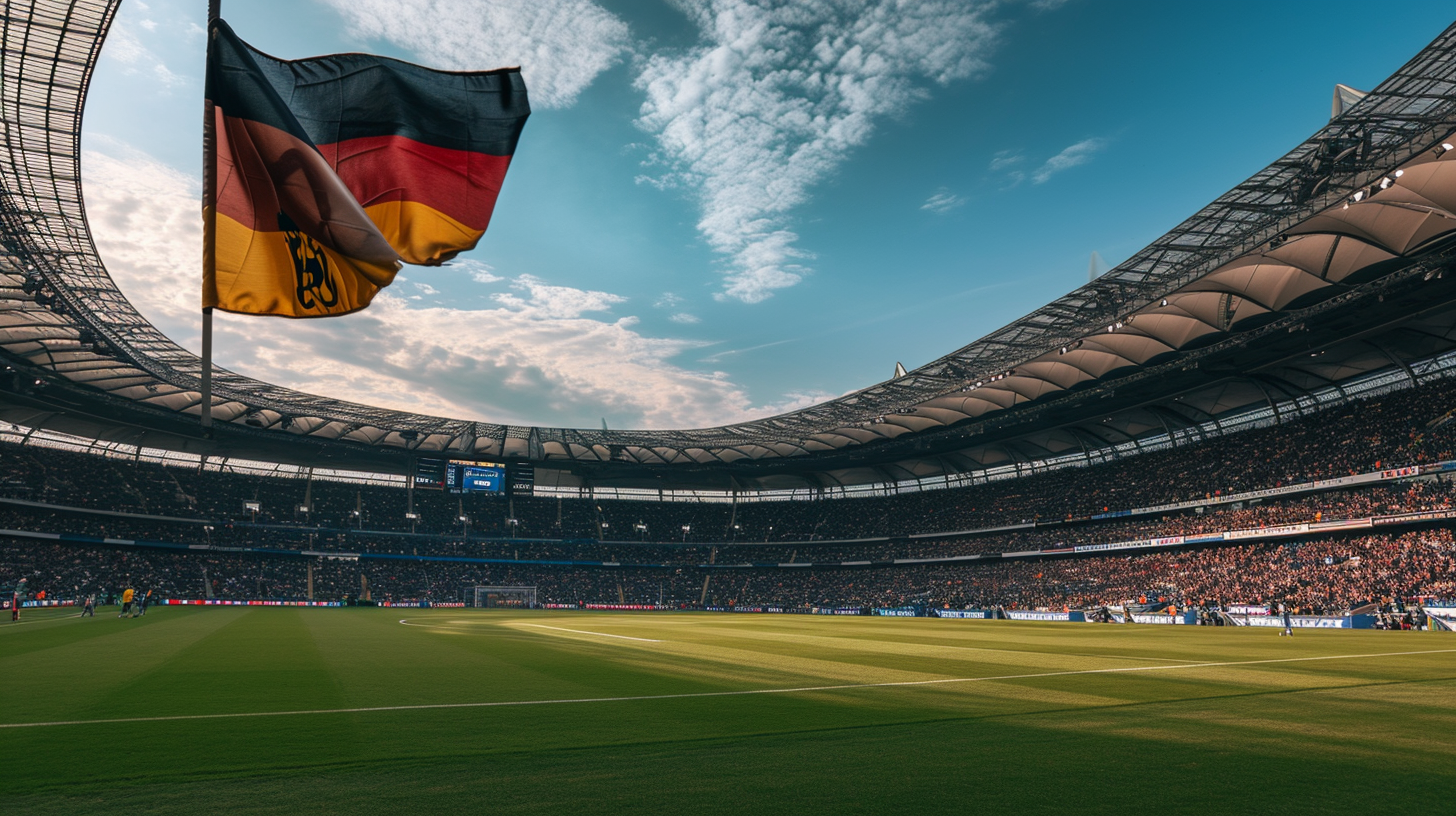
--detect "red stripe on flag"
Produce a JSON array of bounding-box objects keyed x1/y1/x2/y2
[{"x1": 321, "y1": 136, "x2": 513, "y2": 233}]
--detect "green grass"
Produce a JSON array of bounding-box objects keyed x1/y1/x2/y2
[{"x1": 3, "y1": 607, "x2": 1454, "y2": 814}]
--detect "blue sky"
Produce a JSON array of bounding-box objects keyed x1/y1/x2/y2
[{"x1": 81, "y1": 0, "x2": 1456, "y2": 430}]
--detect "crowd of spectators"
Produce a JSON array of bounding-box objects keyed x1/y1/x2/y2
[
  {"x1": 0, "y1": 478, "x2": 1450, "y2": 566},
  {"x1": 1, "y1": 373, "x2": 1455, "y2": 546},
  {"x1": 6, "y1": 527, "x2": 1451, "y2": 614},
  {"x1": 4, "y1": 374, "x2": 1456, "y2": 613}
]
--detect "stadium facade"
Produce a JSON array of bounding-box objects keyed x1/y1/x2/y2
[{"x1": 7, "y1": 1, "x2": 1456, "y2": 494}]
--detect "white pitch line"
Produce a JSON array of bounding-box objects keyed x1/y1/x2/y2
[
  {"x1": 398, "y1": 618, "x2": 663, "y2": 642},
  {"x1": 1, "y1": 647, "x2": 1452, "y2": 731},
  {"x1": 2, "y1": 615, "x2": 89, "y2": 627},
  {"x1": 514, "y1": 623, "x2": 663, "y2": 642}
]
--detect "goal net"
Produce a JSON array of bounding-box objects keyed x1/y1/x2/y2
[{"x1": 471, "y1": 585, "x2": 538, "y2": 609}]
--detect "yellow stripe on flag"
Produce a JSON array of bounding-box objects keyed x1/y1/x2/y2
[
  {"x1": 206, "y1": 211, "x2": 400, "y2": 318},
  {"x1": 363, "y1": 200, "x2": 486, "y2": 267}
]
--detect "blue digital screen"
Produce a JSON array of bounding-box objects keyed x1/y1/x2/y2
[
  {"x1": 460, "y1": 465, "x2": 504, "y2": 493},
  {"x1": 446, "y1": 460, "x2": 506, "y2": 494}
]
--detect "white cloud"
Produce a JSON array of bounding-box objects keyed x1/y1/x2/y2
[
  {"x1": 1032, "y1": 137, "x2": 1107, "y2": 184},
  {"x1": 452, "y1": 259, "x2": 503, "y2": 284},
  {"x1": 138, "y1": 19, "x2": 158, "y2": 32},
  {"x1": 319, "y1": 0, "x2": 631, "y2": 109},
  {"x1": 490, "y1": 275, "x2": 625, "y2": 319},
  {"x1": 414, "y1": 282, "x2": 440, "y2": 296},
  {"x1": 921, "y1": 189, "x2": 964, "y2": 214},
  {"x1": 654, "y1": 292, "x2": 684, "y2": 309},
  {"x1": 100, "y1": 19, "x2": 189, "y2": 89},
  {"x1": 669, "y1": 313, "x2": 701, "y2": 324},
  {"x1": 635, "y1": 0, "x2": 1000, "y2": 303},
  {"x1": 988, "y1": 149, "x2": 1023, "y2": 171},
  {"x1": 80, "y1": 146, "x2": 203, "y2": 346},
  {"x1": 82, "y1": 145, "x2": 809, "y2": 429}
]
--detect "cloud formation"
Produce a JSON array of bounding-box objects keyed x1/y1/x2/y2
[
  {"x1": 921, "y1": 189, "x2": 965, "y2": 213},
  {"x1": 82, "y1": 146, "x2": 815, "y2": 429},
  {"x1": 988, "y1": 149, "x2": 1024, "y2": 172},
  {"x1": 1032, "y1": 137, "x2": 1107, "y2": 184},
  {"x1": 635, "y1": 0, "x2": 1000, "y2": 303},
  {"x1": 100, "y1": 18, "x2": 189, "y2": 89},
  {"x1": 320, "y1": 0, "x2": 631, "y2": 108},
  {"x1": 453, "y1": 259, "x2": 503, "y2": 285}
]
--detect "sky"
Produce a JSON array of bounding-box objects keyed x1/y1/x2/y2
[{"x1": 80, "y1": 0, "x2": 1456, "y2": 431}]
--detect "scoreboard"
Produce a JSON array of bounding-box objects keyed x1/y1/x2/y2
[
  {"x1": 414, "y1": 458, "x2": 447, "y2": 489},
  {"x1": 445, "y1": 461, "x2": 505, "y2": 494},
  {"x1": 415, "y1": 458, "x2": 532, "y2": 495}
]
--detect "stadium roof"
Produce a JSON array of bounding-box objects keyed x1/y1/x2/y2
[{"x1": 6, "y1": 0, "x2": 1456, "y2": 490}]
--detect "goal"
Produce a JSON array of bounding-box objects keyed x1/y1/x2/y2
[{"x1": 470, "y1": 585, "x2": 538, "y2": 609}]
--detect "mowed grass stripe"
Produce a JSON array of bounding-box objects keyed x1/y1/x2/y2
[
  {"x1": 4, "y1": 645, "x2": 1452, "y2": 730},
  {"x1": 0, "y1": 607, "x2": 251, "y2": 722},
  {"x1": 5, "y1": 610, "x2": 1455, "y2": 814}
]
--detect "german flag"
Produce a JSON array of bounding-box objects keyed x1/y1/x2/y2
[{"x1": 204, "y1": 19, "x2": 529, "y2": 317}]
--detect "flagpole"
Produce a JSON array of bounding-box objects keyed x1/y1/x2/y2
[{"x1": 201, "y1": 0, "x2": 220, "y2": 430}]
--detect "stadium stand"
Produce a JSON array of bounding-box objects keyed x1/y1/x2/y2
[{"x1": 3, "y1": 371, "x2": 1456, "y2": 613}]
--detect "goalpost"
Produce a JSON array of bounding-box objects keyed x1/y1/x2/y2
[{"x1": 470, "y1": 585, "x2": 538, "y2": 609}]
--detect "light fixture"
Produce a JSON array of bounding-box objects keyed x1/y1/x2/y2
[{"x1": 1160, "y1": 298, "x2": 1168, "y2": 307}]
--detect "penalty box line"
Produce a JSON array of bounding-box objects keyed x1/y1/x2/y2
[{"x1": 2, "y1": 647, "x2": 1453, "y2": 731}]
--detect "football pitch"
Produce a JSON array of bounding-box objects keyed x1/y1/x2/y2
[{"x1": 3, "y1": 607, "x2": 1454, "y2": 814}]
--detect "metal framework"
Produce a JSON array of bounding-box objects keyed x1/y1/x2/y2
[{"x1": 6, "y1": 1, "x2": 1456, "y2": 489}]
